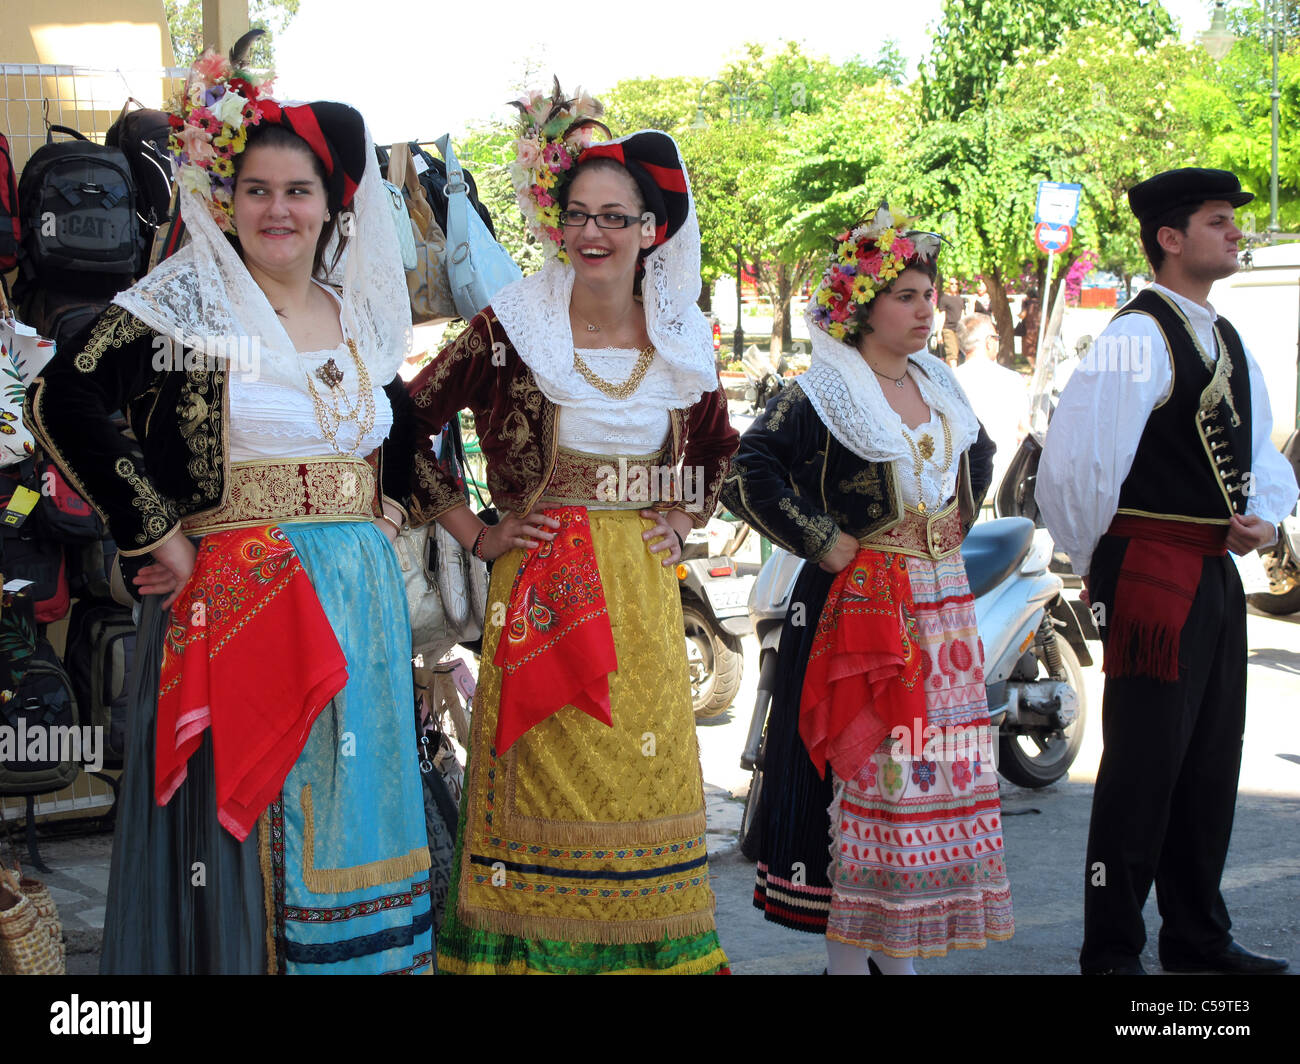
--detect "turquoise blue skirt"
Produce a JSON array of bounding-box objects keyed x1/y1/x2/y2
[{"x1": 101, "y1": 519, "x2": 432, "y2": 974}]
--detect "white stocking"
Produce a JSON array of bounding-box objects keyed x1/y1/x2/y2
[
  {"x1": 825, "y1": 939, "x2": 870, "y2": 975},
  {"x1": 869, "y1": 951, "x2": 917, "y2": 975}
]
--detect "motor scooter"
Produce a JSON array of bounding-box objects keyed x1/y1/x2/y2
[
  {"x1": 677, "y1": 512, "x2": 754, "y2": 720},
  {"x1": 1248, "y1": 429, "x2": 1300, "y2": 616},
  {"x1": 737, "y1": 518, "x2": 1092, "y2": 858}
]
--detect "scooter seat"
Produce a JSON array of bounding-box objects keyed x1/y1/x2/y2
[{"x1": 961, "y1": 517, "x2": 1036, "y2": 598}]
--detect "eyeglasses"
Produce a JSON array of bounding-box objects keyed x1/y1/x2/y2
[{"x1": 559, "y1": 210, "x2": 643, "y2": 229}]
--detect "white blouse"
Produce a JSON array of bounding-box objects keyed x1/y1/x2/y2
[
  {"x1": 897, "y1": 407, "x2": 958, "y2": 512},
  {"x1": 227, "y1": 286, "x2": 393, "y2": 462},
  {"x1": 554, "y1": 347, "x2": 673, "y2": 455}
]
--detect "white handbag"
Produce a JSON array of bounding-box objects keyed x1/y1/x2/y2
[{"x1": 395, "y1": 521, "x2": 487, "y2": 662}]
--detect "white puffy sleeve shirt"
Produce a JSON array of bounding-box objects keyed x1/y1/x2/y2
[{"x1": 1037, "y1": 283, "x2": 1299, "y2": 576}]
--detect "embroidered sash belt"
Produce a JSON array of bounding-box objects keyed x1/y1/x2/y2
[
  {"x1": 858, "y1": 499, "x2": 963, "y2": 560},
  {"x1": 182, "y1": 455, "x2": 377, "y2": 536},
  {"x1": 538, "y1": 444, "x2": 676, "y2": 509}
]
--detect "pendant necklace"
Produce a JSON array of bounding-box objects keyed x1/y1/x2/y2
[{"x1": 872, "y1": 363, "x2": 908, "y2": 389}]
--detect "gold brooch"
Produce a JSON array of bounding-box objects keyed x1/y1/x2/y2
[{"x1": 316, "y1": 358, "x2": 345, "y2": 389}]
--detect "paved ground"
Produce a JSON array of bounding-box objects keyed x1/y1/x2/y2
[{"x1": 7, "y1": 603, "x2": 1297, "y2": 977}]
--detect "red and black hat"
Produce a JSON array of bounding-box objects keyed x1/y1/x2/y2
[
  {"x1": 254, "y1": 99, "x2": 367, "y2": 212},
  {"x1": 575, "y1": 131, "x2": 689, "y2": 248}
]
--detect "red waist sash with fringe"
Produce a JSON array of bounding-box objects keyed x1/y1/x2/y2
[
  {"x1": 799, "y1": 548, "x2": 926, "y2": 782},
  {"x1": 494, "y1": 505, "x2": 618, "y2": 752},
  {"x1": 1102, "y1": 515, "x2": 1228, "y2": 683},
  {"x1": 156, "y1": 524, "x2": 348, "y2": 840}
]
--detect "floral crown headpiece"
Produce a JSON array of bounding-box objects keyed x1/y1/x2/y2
[
  {"x1": 810, "y1": 203, "x2": 942, "y2": 342},
  {"x1": 508, "y1": 78, "x2": 609, "y2": 263},
  {"x1": 168, "y1": 37, "x2": 274, "y2": 234}
]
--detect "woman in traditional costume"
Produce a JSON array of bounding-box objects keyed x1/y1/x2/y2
[
  {"x1": 406, "y1": 86, "x2": 736, "y2": 974},
  {"x1": 25, "y1": 47, "x2": 432, "y2": 974},
  {"x1": 720, "y1": 206, "x2": 1014, "y2": 974}
]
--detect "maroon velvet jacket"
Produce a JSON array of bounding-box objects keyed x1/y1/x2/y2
[{"x1": 407, "y1": 309, "x2": 739, "y2": 526}]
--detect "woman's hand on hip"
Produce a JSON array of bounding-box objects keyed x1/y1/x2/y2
[
  {"x1": 482, "y1": 506, "x2": 560, "y2": 560},
  {"x1": 641, "y1": 508, "x2": 688, "y2": 567},
  {"x1": 818, "y1": 531, "x2": 859, "y2": 574},
  {"x1": 134, "y1": 534, "x2": 198, "y2": 610}
]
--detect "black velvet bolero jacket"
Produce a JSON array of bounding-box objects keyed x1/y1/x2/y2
[
  {"x1": 720, "y1": 379, "x2": 995, "y2": 563},
  {"x1": 24, "y1": 304, "x2": 416, "y2": 559}
]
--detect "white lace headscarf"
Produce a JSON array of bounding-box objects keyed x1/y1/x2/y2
[
  {"x1": 114, "y1": 112, "x2": 410, "y2": 393},
  {"x1": 800, "y1": 307, "x2": 981, "y2": 463},
  {"x1": 492, "y1": 131, "x2": 718, "y2": 408}
]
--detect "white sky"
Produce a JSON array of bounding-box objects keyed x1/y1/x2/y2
[{"x1": 273, "y1": 0, "x2": 1222, "y2": 144}]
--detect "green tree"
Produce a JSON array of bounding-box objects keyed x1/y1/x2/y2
[
  {"x1": 1176, "y1": 33, "x2": 1300, "y2": 231},
  {"x1": 164, "y1": 0, "x2": 299, "y2": 66},
  {"x1": 999, "y1": 31, "x2": 1212, "y2": 299},
  {"x1": 921, "y1": 0, "x2": 1174, "y2": 120}
]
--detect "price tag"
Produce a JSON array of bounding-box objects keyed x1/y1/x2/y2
[{"x1": 2, "y1": 485, "x2": 40, "y2": 530}]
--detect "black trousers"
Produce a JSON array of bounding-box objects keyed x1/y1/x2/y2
[{"x1": 1079, "y1": 536, "x2": 1247, "y2": 973}]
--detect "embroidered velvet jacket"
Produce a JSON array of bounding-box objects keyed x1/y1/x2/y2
[
  {"x1": 24, "y1": 305, "x2": 414, "y2": 558},
  {"x1": 720, "y1": 380, "x2": 996, "y2": 563},
  {"x1": 407, "y1": 309, "x2": 739, "y2": 526}
]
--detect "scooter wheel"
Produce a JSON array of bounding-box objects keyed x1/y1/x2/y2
[
  {"x1": 683, "y1": 603, "x2": 743, "y2": 719},
  {"x1": 997, "y1": 633, "x2": 1088, "y2": 788}
]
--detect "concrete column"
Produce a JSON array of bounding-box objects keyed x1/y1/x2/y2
[{"x1": 202, "y1": 0, "x2": 250, "y2": 54}]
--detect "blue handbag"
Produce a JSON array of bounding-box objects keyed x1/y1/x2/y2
[{"x1": 435, "y1": 134, "x2": 521, "y2": 320}]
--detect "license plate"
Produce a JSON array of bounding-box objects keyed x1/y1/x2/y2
[{"x1": 705, "y1": 575, "x2": 754, "y2": 613}]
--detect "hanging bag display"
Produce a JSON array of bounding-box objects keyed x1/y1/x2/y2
[
  {"x1": 435, "y1": 134, "x2": 521, "y2": 320},
  {"x1": 387, "y1": 142, "x2": 455, "y2": 324}
]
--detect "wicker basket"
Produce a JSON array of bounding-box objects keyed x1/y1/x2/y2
[{"x1": 0, "y1": 863, "x2": 65, "y2": 975}]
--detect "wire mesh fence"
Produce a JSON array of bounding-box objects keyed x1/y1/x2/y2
[{"x1": 1, "y1": 63, "x2": 187, "y2": 173}]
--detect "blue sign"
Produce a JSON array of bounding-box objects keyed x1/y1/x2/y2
[{"x1": 1035, "y1": 182, "x2": 1082, "y2": 227}]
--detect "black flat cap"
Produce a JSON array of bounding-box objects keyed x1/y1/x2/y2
[{"x1": 1128, "y1": 167, "x2": 1254, "y2": 224}]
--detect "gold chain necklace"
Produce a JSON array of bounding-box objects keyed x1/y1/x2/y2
[
  {"x1": 305, "y1": 338, "x2": 376, "y2": 455},
  {"x1": 900, "y1": 411, "x2": 952, "y2": 514},
  {"x1": 573, "y1": 345, "x2": 656, "y2": 400}
]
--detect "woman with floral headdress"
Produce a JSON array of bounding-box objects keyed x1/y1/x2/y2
[
  {"x1": 406, "y1": 84, "x2": 736, "y2": 974},
  {"x1": 720, "y1": 206, "x2": 1013, "y2": 974},
  {"x1": 24, "y1": 39, "x2": 432, "y2": 974}
]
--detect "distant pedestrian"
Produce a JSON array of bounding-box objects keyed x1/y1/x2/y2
[
  {"x1": 954, "y1": 313, "x2": 1027, "y2": 497},
  {"x1": 938, "y1": 278, "x2": 964, "y2": 366}
]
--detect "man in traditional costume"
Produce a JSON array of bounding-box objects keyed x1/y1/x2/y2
[{"x1": 1038, "y1": 167, "x2": 1298, "y2": 975}]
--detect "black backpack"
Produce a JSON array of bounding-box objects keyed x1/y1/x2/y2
[
  {"x1": 16, "y1": 125, "x2": 140, "y2": 292},
  {"x1": 17, "y1": 287, "x2": 111, "y2": 355},
  {"x1": 105, "y1": 101, "x2": 174, "y2": 273}
]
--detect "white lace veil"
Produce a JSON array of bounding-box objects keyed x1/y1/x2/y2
[
  {"x1": 114, "y1": 115, "x2": 410, "y2": 392},
  {"x1": 800, "y1": 308, "x2": 981, "y2": 463},
  {"x1": 492, "y1": 131, "x2": 718, "y2": 407}
]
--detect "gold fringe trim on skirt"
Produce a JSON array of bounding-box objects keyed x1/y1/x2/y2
[
  {"x1": 258, "y1": 809, "x2": 277, "y2": 975},
  {"x1": 300, "y1": 784, "x2": 431, "y2": 894}
]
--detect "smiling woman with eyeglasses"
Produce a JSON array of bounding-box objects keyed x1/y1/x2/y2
[{"x1": 404, "y1": 88, "x2": 737, "y2": 974}]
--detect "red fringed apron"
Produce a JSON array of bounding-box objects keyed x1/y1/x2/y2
[
  {"x1": 156, "y1": 525, "x2": 348, "y2": 840},
  {"x1": 1102, "y1": 515, "x2": 1228, "y2": 683},
  {"x1": 799, "y1": 548, "x2": 927, "y2": 783},
  {"x1": 494, "y1": 506, "x2": 618, "y2": 752}
]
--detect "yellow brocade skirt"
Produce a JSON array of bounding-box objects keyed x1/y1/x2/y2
[{"x1": 438, "y1": 509, "x2": 728, "y2": 973}]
